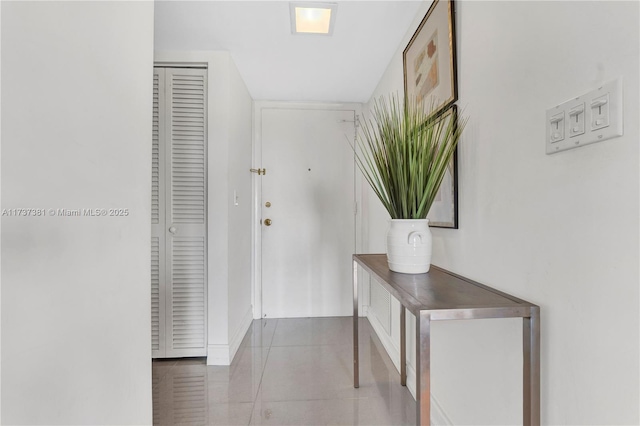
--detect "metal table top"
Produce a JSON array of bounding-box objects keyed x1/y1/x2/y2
[{"x1": 354, "y1": 254, "x2": 538, "y2": 320}]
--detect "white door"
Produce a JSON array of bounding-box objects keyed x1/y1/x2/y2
[
  {"x1": 152, "y1": 67, "x2": 208, "y2": 358},
  {"x1": 260, "y1": 107, "x2": 356, "y2": 318}
]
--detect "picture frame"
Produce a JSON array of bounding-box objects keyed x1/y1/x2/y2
[
  {"x1": 403, "y1": 0, "x2": 457, "y2": 116},
  {"x1": 427, "y1": 105, "x2": 458, "y2": 229}
]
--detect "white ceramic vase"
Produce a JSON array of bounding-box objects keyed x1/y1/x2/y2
[{"x1": 386, "y1": 219, "x2": 432, "y2": 274}]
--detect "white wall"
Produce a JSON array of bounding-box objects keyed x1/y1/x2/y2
[
  {"x1": 365, "y1": 1, "x2": 639, "y2": 424},
  {"x1": 0, "y1": 3, "x2": 3, "y2": 421},
  {"x1": 226, "y1": 58, "x2": 254, "y2": 357},
  {"x1": 154, "y1": 51, "x2": 254, "y2": 366},
  {"x1": 1, "y1": 2, "x2": 154, "y2": 424}
]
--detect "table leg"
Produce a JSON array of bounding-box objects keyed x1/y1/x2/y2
[
  {"x1": 523, "y1": 307, "x2": 540, "y2": 425},
  {"x1": 400, "y1": 306, "x2": 407, "y2": 386},
  {"x1": 353, "y1": 260, "x2": 359, "y2": 389},
  {"x1": 416, "y1": 311, "x2": 431, "y2": 425}
]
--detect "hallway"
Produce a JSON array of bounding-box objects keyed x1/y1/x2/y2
[{"x1": 153, "y1": 317, "x2": 416, "y2": 425}]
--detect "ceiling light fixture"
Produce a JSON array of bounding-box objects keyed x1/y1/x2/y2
[{"x1": 290, "y1": 2, "x2": 337, "y2": 35}]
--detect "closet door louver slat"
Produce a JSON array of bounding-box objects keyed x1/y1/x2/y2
[
  {"x1": 170, "y1": 73, "x2": 206, "y2": 225},
  {"x1": 152, "y1": 73, "x2": 161, "y2": 224},
  {"x1": 171, "y1": 237, "x2": 206, "y2": 350},
  {"x1": 151, "y1": 237, "x2": 161, "y2": 352},
  {"x1": 151, "y1": 68, "x2": 167, "y2": 358}
]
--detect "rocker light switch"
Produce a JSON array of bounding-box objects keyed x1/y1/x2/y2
[
  {"x1": 590, "y1": 94, "x2": 609, "y2": 130},
  {"x1": 548, "y1": 112, "x2": 565, "y2": 143},
  {"x1": 568, "y1": 103, "x2": 585, "y2": 137}
]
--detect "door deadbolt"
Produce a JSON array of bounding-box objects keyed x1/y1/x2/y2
[
  {"x1": 264, "y1": 218, "x2": 272, "y2": 226},
  {"x1": 265, "y1": 201, "x2": 271, "y2": 208}
]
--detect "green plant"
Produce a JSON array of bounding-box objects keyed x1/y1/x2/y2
[{"x1": 356, "y1": 94, "x2": 466, "y2": 219}]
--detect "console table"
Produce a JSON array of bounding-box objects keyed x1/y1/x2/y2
[{"x1": 352, "y1": 254, "x2": 540, "y2": 425}]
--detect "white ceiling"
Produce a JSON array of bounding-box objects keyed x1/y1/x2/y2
[{"x1": 154, "y1": 1, "x2": 423, "y2": 102}]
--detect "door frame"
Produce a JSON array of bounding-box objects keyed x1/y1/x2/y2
[{"x1": 252, "y1": 101, "x2": 364, "y2": 319}]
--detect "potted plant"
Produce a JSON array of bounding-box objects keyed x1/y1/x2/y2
[{"x1": 356, "y1": 94, "x2": 466, "y2": 273}]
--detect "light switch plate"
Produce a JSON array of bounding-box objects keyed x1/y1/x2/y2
[{"x1": 546, "y1": 78, "x2": 623, "y2": 155}]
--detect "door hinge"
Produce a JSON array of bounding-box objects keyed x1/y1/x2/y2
[
  {"x1": 250, "y1": 168, "x2": 266, "y2": 175},
  {"x1": 339, "y1": 116, "x2": 361, "y2": 128}
]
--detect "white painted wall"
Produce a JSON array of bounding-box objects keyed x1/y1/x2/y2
[
  {"x1": 154, "y1": 51, "x2": 254, "y2": 365},
  {"x1": 2, "y1": 2, "x2": 154, "y2": 424},
  {"x1": 0, "y1": 3, "x2": 3, "y2": 421},
  {"x1": 365, "y1": 1, "x2": 639, "y2": 424},
  {"x1": 226, "y1": 58, "x2": 254, "y2": 356}
]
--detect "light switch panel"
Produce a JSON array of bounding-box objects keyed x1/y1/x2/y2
[{"x1": 546, "y1": 78, "x2": 623, "y2": 155}]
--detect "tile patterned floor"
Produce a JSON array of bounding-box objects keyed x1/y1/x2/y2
[{"x1": 153, "y1": 317, "x2": 416, "y2": 425}]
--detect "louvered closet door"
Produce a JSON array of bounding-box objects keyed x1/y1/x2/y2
[
  {"x1": 151, "y1": 69, "x2": 168, "y2": 358},
  {"x1": 152, "y1": 67, "x2": 208, "y2": 358},
  {"x1": 166, "y1": 67, "x2": 207, "y2": 357}
]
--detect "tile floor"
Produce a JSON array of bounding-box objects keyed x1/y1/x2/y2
[{"x1": 153, "y1": 317, "x2": 416, "y2": 425}]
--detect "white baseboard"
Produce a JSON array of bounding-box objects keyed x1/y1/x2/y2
[
  {"x1": 229, "y1": 307, "x2": 254, "y2": 361},
  {"x1": 367, "y1": 309, "x2": 401, "y2": 373},
  {"x1": 366, "y1": 313, "x2": 452, "y2": 425},
  {"x1": 405, "y1": 361, "x2": 452, "y2": 425},
  {"x1": 206, "y1": 344, "x2": 231, "y2": 365},
  {"x1": 430, "y1": 395, "x2": 453, "y2": 425},
  {"x1": 206, "y1": 307, "x2": 253, "y2": 366}
]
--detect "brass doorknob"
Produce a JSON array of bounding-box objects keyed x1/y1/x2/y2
[{"x1": 264, "y1": 218, "x2": 272, "y2": 226}]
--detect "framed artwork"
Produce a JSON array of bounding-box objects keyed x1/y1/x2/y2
[
  {"x1": 403, "y1": 0, "x2": 457, "y2": 116},
  {"x1": 427, "y1": 105, "x2": 458, "y2": 228}
]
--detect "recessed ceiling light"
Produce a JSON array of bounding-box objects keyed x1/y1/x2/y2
[{"x1": 290, "y1": 2, "x2": 337, "y2": 35}]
